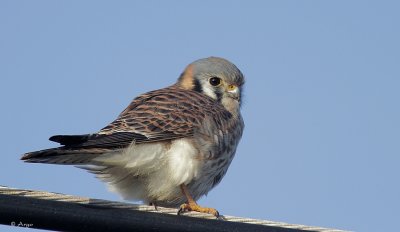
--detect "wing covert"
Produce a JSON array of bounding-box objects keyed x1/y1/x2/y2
[{"x1": 98, "y1": 86, "x2": 232, "y2": 144}]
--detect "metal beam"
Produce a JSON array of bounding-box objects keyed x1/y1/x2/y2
[{"x1": 0, "y1": 194, "x2": 299, "y2": 232}]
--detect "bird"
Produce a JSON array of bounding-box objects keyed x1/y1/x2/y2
[{"x1": 21, "y1": 57, "x2": 245, "y2": 217}]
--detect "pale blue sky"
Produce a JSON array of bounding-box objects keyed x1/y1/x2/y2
[{"x1": 1, "y1": 1, "x2": 399, "y2": 231}]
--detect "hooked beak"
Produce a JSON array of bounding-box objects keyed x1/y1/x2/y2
[{"x1": 226, "y1": 84, "x2": 240, "y2": 101}]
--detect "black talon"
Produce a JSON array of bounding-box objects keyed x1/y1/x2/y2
[
  {"x1": 177, "y1": 207, "x2": 184, "y2": 216},
  {"x1": 217, "y1": 214, "x2": 228, "y2": 221}
]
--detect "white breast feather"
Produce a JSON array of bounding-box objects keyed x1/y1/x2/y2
[
  {"x1": 146, "y1": 139, "x2": 201, "y2": 201},
  {"x1": 93, "y1": 138, "x2": 201, "y2": 203},
  {"x1": 167, "y1": 139, "x2": 201, "y2": 185}
]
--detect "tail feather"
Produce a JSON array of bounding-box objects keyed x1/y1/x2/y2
[
  {"x1": 21, "y1": 133, "x2": 123, "y2": 165},
  {"x1": 21, "y1": 147, "x2": 109, "y2": 165}
]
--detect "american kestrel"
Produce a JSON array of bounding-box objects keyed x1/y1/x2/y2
[{"x1": 22, "y1": 57, "x2": 245, "y2": 217}]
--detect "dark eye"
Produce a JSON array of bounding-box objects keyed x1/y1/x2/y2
[{"x1": 209, "y1": 77, "x2": 221, "y2": 86}]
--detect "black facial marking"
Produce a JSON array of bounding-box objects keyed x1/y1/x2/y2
[
  {"x1": 193, "y1": 79, "x2": 203, "y2": 93},
  {"x1": 215, "y1": 89, "x2": 223, "y2": 102}
]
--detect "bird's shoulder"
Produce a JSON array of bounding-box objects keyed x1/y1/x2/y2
[
  {"x1": 120, "y1": 86, "x2": 228, "y2": 116},
  {"x1": 99, "y1": 85, "x2": 232, "y2": 140}
]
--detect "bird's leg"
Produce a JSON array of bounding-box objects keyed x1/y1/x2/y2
[
  {"x1": 178, "y1": 184, "x2": 220, "y2": 218},
  {"x1": 149, "y1": 202, "x2": 158, "y2": 211}
]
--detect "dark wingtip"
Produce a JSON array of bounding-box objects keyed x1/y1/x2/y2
[
  {"x1": 49, "y1": 134, "x2": 90, "y2": 146},
  {"x1": 49, "y1": 135, "x2": 64, "y2": 143}
]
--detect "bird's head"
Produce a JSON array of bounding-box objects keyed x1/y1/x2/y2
[{"x1": 176, "y1": 57, "x2": 245, "y2": 113}]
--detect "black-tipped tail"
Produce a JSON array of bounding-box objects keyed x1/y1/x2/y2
[
  {"x1": 21, "y1": 148, "x2": 104, "y2": 165},
  {"x1": 21, "y1": 132, "x2": 133, "y2": 165}
]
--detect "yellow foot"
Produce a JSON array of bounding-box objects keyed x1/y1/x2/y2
[{"x1": 178, "y1": 203, "x2": 220, "y2": 218}]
